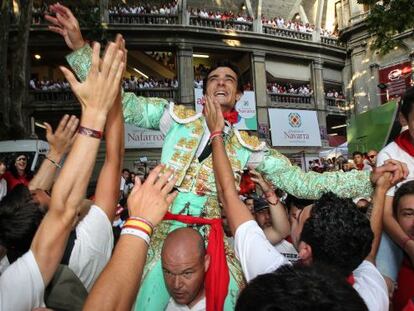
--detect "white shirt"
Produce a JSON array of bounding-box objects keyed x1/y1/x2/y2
[
  {"x1": 274, "y1": 239, "x2": 299, "y2": 263},
  {"x1": 0, "y1": 251, "x2": 45, "y2": 311},
  {"x1": 69, "y1": 205, "x2": 114, "y2": 291},
  {"x1": 166, "y1": 296, "x2": 206, "y2": 311},
  {"x1": 0, "y1": 178, "x2": 6, "y2": 201},
  {"x1": 377, "y1": 141, "x2": 414, "y2": 196},
  {"x1": 353, "y1": 260, "x2": 389, "y2": 311},
  {"x1": 234, "y1": 220, "x2": 388, "y2": 311}
]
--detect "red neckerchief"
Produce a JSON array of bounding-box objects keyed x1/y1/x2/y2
[
  {"x1": 346, "y1": 273, "x2": 355, "y2": 286},
  {"x1": 222, "y1": 109, "x2": 239, "y2": 125},
  {"x1": 163, "y1": 212, "x2": 229, "y2": 311},
  {"x1": 355, "y1": 163, "x2": 364, "y2": 170},
  {"x1": 395, "y1": 130, "x2": 414, "y2": 157}
]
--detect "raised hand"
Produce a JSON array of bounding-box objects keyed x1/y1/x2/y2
[
  {"x1": 204, "y1": 95, "x2": 224, "y2": 133},
  {"x1": 371, "y1": 159, "x2": 408, "y2": 186},
  {"x1": 60, "y1": 41, "x2": 125, "y2": 114},
  {"x1": 127, "y1": 165, "x2": 178, "y2": 226},
  {"x1": 45, "y1": 3, "x2": 85, "y2": 51},
  {"x1": 249, "y1": 168, "x2": 272, "y2": 192},
  {"x1": 44, "y1": 114, "x2": 79, "y2": 158}
]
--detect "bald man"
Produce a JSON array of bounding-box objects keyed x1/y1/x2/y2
[{"x1": 161, "y1": 228, "x2": 210, "y2": 311}]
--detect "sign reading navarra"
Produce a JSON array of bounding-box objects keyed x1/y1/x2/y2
[{"x1": 269, "y1": 108, "x2": 322, "y2": 147}]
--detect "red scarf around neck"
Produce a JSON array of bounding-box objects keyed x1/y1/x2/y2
[{"x1": 395, "y1": 130, "x2": 414, "y2": 157}]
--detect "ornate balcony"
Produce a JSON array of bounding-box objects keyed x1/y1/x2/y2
[
  {"x1": 269, "y1": 93, "x2": 314, "y2": 105},
  {"x1": 109, "y1": 13, "x2": 178, "y2": 25},
  {"x1": 189, "y1": 16, "x2": 253, "y2": 32},
  {"x1": 262, "y1": 26, "x2": 313, "y2": 41}
]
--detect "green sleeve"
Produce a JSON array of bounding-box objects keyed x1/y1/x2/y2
[
  {"x1": 66, "y1": 45, "x2": 168, "y2": 129},
  {"x1": 256, "y1": 149, "x2": 373, "y2": 200}
]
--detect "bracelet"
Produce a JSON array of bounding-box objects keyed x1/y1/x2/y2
[
  {"x1": 123, "y1": 218, "x2": 153, "y2": 236},
  {"x1": 121, "y1": 227, "x2": 150, "y2": 245},
  {"x1": 78, "y1": 126, "x2": 103, "y2": 139},
  {"x1": 46, "y1": 156, "x2": 62, "y2": 169},
  {"x1": 128, "y1": 216, "x2": 154, "y2": 231},
  {"x1": 209, "y1": 131, "x2": 223, "y2": 144},
  {"x1": 266, "y1": 197, "x2": 279, "y2": 205},
  {"x1": 402, "y1": 237, "x2": 413, "y2": 250}
]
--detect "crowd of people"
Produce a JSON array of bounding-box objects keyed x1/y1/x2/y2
[
  {"x1": 188, "y1": 8, "x2": 252, "y2": 23},
  {"x1": 122, "y1": 76, "x2": 178, "y2": 90},
  {"x1": 261, "y1": 15, "x2": 338, "y2": 38},
  {"x1": 29, "y1": 78, "x2": 70, "y2": 91},
  {"x1": 326, "y1": 89, "x2": 345, "y2": 99},
  {"x1": 267, "y1": 82, "x2": 313, "y2": 96},
  {"x1": 2, "y1": 3, "x2": 414, "y2": 311},
  {"x1": 109, "y1": 1, "x2": 178, "y2": 16},
  {"x1": 310, "y1": 150, "x2": 378, "y2": 173}
]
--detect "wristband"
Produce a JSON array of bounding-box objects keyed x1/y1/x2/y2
[
  {"x1": 78, "y1": 126, "x2": 103, "y2": 139},
  {"x1": 402, "y1": 237, "x2": 413, "y2": 250},
  {"x1": 209, "y1": 131, "x2": 223, "y2": 144},
  {"x1": 121, "y1": 227, "x2": 150, "y2": 245},
  {"x1": 46, "y1": 156, "x2": 62, "y2": 169},
  {"x1": 123, "y1": 219, "x2": 153, "y2": 236},
  {"x1": 127, "y1": 216, "x2": 154, "y2": 231}
]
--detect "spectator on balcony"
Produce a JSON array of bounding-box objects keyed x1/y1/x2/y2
[{"x1": 0, "y1": 159, "x2": 7, "y2": 202}]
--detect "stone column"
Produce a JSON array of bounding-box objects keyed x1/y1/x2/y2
[
  {"x1": 177, "y1": 44, "x2": 194, "y2": 105},
  {"x1": 311, "y1": 58, "x2": 328, "y2": 146},
  {"x1": 99, "y1": 0, "x2": 109, "y2": 24},
  {"x1": 178, "y1": 0, "x2": 188, "y2": 25},
  {"x1": 350, "y1": 45, "x2": 370, "y2": 114},
  {"x1": 251, "y1": 51, "x2": 268, "y2": 134}
]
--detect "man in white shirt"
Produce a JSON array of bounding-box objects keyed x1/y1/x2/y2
[
  {"x1": 162, "y1": 228, "x2": 209, "y2": 311},
  {"x1": 0, "y1": 40, "x2": 125, "y2": 311},
  {"x1": 203, "y1": 95, "x2": 408, "y2": 311}
]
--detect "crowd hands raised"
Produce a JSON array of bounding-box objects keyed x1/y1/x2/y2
[{"x1": 2, "y1": 3, "x2": 414, "y2": 311}]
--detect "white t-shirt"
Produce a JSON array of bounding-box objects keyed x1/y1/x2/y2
[
  {"x1": 377, "y1": 141, "x2": 414, "y2": 196},
  {"x1": 166, "y1": 296, "x2": 206, "y2": 311},
  {"x1": 69, "y1": 204, "x2": 114, "y2": 291},
  {"x1": 234, "y1": 220, "x2": 389, "y2": 311},
  {"x1": 353, "y1": 260, "x2": 389, "y2": 311},
  {"x1": 274, "y1": 239, "x2": 299, "y2": 263},
  {"x1": 0, "y1": 251, "x2": 45, "y2": 311},
  {"x1": 0, "y1": 178, "x2": 6, "y2": 201},
  {"x1": 234, "y1": 220, "x2": 289, "y2": 282}
]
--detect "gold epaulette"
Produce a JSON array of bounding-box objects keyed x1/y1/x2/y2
[
  {"x1": 169, "y1": 103, "x2": 202, "y2": 124},
  {"x1": 234, "y1": 130, "x2": 266, "y2": 151}
]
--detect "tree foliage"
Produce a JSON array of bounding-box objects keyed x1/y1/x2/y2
[{"x1": 357, "y1": 0, "x2": 414, "y2": 55}]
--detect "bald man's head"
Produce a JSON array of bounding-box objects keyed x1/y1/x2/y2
[{"x1": 162, "y1": 228, "x2": 210, "y2": 308}]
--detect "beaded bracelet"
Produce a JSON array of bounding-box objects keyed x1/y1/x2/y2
[
  {"x1": 209, "y1": 131, "x2": 223, "y2": 144},
  {"x1": 78, "y1": 126, "x2": 103, "y2": 139}
]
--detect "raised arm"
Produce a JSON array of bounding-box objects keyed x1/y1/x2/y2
[
  {"x1": 250, "y1": 169, "x2": 290, "y2": 244},
  {"x1": 28, "y1": 114, "x2": 78, "y2": 192},
  {"x1": 94, "y1": 37, "x2": 126, "y2": 221},
  {"x1": 204, "y1": 96, "x2": 253, "y2": 235},
  {"x1": 255, "y1": 150, "x2": 408, "y2": 200},
  {"x1": 46, "y1": 4, "x2": 168, "y2": 130},
  {"x1": 84, "y1": 166, "x2": 177, "y2": 311},
  {"x1": 30, "y1": 42, "x2": 125, "y2": 285}
]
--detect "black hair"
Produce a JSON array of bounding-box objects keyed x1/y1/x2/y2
[
  {"x1": 0, "y1": 185, "x2": 44, "y2": 255},
  {"x1": 9, "y1": 153, "x2": 33, "y2": 179},
  {"x1": 400, "y1": 86, "x2": 414, "y2": 120},
  {"x1": 285, "y1": 194, "x2": 314, "y2": 212},
  {"x1": 202, "y1": 59, "x2": 244, "y2": 95},
  {"x1": 393, "y1": 180, "x2": 414, "y2": 217},
  {"x1": 122, "y1": 168, "x2": 130, "y2": 173},
  {"x1": 236, "y1": 264, "x2": 368, "y2": 311},
  {"x1": 352, "y1": 151, "x2": 363, "y2": 158},
  {"x1": 300, "y1": 193, "x2": 373, "y2": 277}
]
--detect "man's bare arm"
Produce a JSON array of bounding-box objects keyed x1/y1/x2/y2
[
  {"x1": 30, "y1": 41, "x2": 125, "y2": 285},
  {"x1": 84, "y1": 166, "x2": 177, "y2": 311},
  {"x1": 29, "y1": 114, "x2": 78, "y2": 191}
]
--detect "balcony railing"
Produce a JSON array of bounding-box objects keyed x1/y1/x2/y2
[
  {"x1": 109, "y1": 13, "x2": 178, "y2": 24},
  {"x1": 189, "y1": 16, "x2": 253, "y2": 32},
  {"x1": 321, "y1": 36, "x2": 344, "y2": 47},
  {"x1": 263, "y1": 26, "x2": 313, "y2": 41},
  {"x1": 30, "y1": 88, "x2": 178, "y2": 103},
  {"x1": 325, "y1": 97, "x2": 348, "y2": 109},
  {"x1": 269, "y1": 93, "x2": 314, "y2": 105}
]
